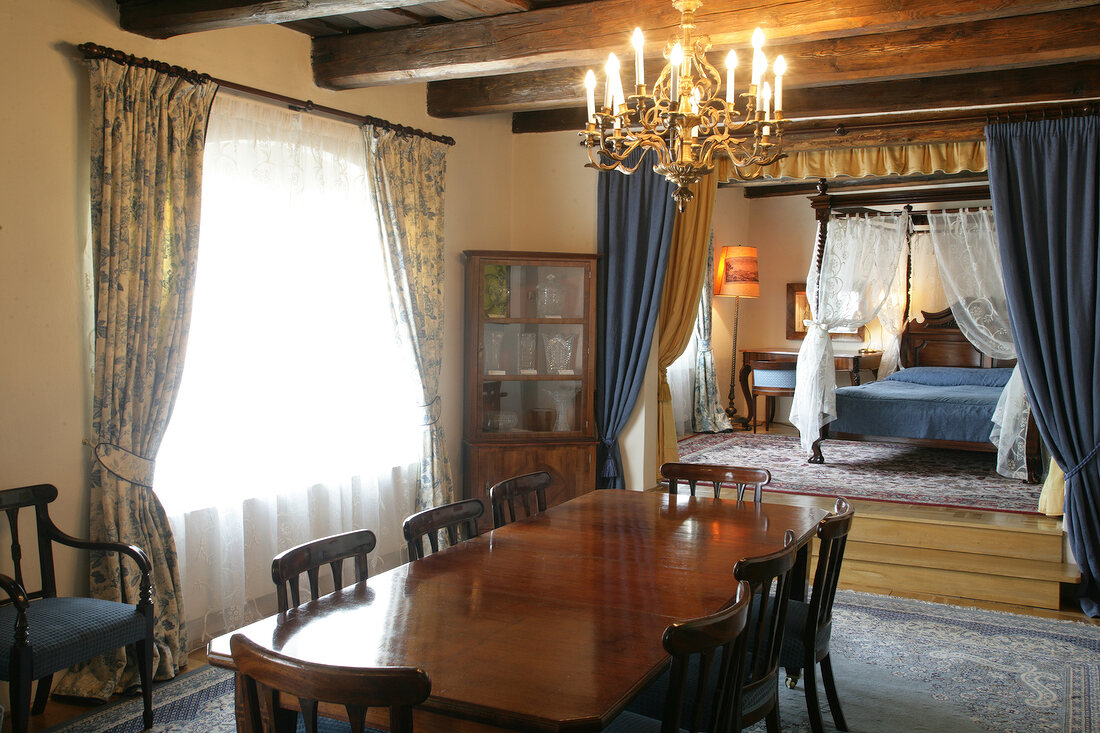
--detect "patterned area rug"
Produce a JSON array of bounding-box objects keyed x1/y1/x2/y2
[
  {"x1": 679, "y1": 431, "x2": 1043, "y2": 514},
  {"x1": 45, "y1": 592, "x2": 1100, "y2": 733}
]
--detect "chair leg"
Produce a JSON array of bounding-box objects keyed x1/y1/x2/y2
[
  {"x1": 134, "y1": 634, "x2": 155, "y2": 730},
  {"x1": 752, "y1": 394, "x2": 759, "y2": 434},
  {"x1": 802, "y1": 660, "x2": 826, "y2": 733},
  {"x1": 31, "y1": 673, "x2": 52, "y2": 715},
  {"x1": 765, "y1": 396, "x2": 775, "y2": 431},
  {"x1": 10, "y1": 674, "x2": 32, "y2": 733},
  {"x1": 764, "y1": 703, "x2": 781, "y2": 733},
  {"x1": 820, "y1": 654, "x2": 848, "y2": 731},
  {"x1": 785, "y1": 667, "x2": 802, "y2": 688}
]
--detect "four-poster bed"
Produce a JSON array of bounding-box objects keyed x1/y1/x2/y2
[{"x1": 801, "y1": 181, "x2": 1043, "y2": 483}]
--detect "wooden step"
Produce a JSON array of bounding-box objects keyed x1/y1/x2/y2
[
  {"x1": 850, "y1": 514, "x2": 1063, "y2": 562},
  {"x1": 836, "y1": 558, "x2": 1063, "y2": 609},
  {"x1": 828, "y1": 540, "x2": 1080, "y2": 584}
]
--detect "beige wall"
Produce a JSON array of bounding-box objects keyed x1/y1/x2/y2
[{"x1": 0, "y1": 0, "x2": 514, "y2": 593}]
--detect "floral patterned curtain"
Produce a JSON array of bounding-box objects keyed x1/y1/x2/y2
[
  {"x1": 363, "y1": 127, "x2": 455, "y2": 510},
  {"x1": 54, "y1": 58, "x2": 216, "y2": 699},
  {"x1": 693, "y1": 235, "x2": 734, "y2": 433}
]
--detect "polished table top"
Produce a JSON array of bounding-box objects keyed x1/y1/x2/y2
[{"x1": 207, "y1": 490, "x2": 826, "y2": 732}]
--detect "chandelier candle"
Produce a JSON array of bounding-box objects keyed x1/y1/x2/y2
[{"x1": 579, "y1": 0, "x2": 788, "y2": 210}]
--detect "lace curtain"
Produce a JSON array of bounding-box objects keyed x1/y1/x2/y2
[
  {"x1": 927, "y1": 209, "x2": 1031, "y2": 479},
  {"x1": 692, "y1": 236, "x2": 733, "y2": 433},
  {"x1": 790, "y1": 214, "x2": 907, "y2": 454},
  {"x1": 153, "y1": 94, "x2": 424, "y2": 643},
  {"x1": 667, "y1": 336, "x2": 697, "y2": 437},
  {"x1": 877, "y1": 240, "x2": 910, "y2": 377}
]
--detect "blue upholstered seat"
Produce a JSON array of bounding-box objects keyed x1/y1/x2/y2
[{"x1": 0, "y1": 597, "x2": 147, "y2": 680}]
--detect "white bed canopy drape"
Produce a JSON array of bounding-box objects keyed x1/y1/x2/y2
[
  {"x1": 790, "y1": 214, "x2": 908, "y2": 455},
  {"x1": 927, "y1": 208, "x2": 1031, "y2": 479}
]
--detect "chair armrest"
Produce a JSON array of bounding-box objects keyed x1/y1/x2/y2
[
  {"x1": 0, "y1": 573, "x2": 30, "y2": 646},
  {"x1": 44, "y1": 523, "x2": 154, "y2": 604}
]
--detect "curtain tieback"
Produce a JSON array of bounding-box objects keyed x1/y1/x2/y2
[
  {"x1": 419, "y1": 396, "x2": 441, "y2": 426},
  {"x1": 698, "y1": 338, "x2": 711, "y2": 350},
  {"x1": 599, "y1": 438, "x2": 618, "y2": 480},
  {"x1": 86, "y1": 440, "x2": 155, "y2": 488},
  {"x1": 1065, "y1": 440, "x2": 1100, "y2": 482}
]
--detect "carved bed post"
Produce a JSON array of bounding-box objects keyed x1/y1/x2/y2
[{"x1": 807, "y1": 179, "x2": 832, "y2": 464}]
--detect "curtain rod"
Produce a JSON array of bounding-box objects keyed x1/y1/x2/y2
[{"x1": 78, "y1": 42, "x2": 456, "y2": 147}]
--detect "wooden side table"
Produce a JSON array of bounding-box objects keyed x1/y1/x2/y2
[{"x1": 738, "y1": 348, "x2": 882, "y2": 429}]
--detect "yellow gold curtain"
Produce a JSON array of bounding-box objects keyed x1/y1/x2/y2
[
  {"x1": 718, "y1": 141, "x2": 987, "y2": 181},
  {"x1": 656, "y1": 172, "x2": 718, "y2": 481},
  {"x1": 1039, "y1": 458, "x2": 1065, "y2": 517}
]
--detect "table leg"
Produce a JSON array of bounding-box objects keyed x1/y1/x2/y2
[{"x1": 738, "y1": 361, "x2": 754, "y2": 430}]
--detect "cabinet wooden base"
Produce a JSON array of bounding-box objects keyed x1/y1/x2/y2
[{"x1": 463, "y1": 440, "x2": 597, "y2": 531}]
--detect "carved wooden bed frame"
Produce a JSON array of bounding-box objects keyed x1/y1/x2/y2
[{"x1": 802, "y1": 181, "x2": 1042, "y2": 483}]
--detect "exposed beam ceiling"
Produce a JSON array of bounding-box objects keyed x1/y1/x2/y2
[
  {"x1": 309, "y1": 0, "x2": 1094, "y2": 87},
  {"x1": 116, "y1": 0, "x2": 1100, "y2": 131}
]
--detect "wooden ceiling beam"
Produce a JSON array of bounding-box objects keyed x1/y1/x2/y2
[
  {"x1": 432, "y1": 10, "x2": 1100, "y2": 116},
  {"x1": 312, "y1": 0, "x2": 1094, "y2": 88},
  {"x1": 119, "y1": 0, "x2": 429, "y2": 38}
]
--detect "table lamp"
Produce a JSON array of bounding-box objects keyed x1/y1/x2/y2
[{"x1": 716, "y1": 245, "x2": 759, "y2": 427}]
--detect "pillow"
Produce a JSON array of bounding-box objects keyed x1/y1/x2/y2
[{"x1": 883, "y1": 366, "x2": 1013, "y2": 388}]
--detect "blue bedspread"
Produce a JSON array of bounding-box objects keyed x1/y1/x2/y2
[{"x1": 830, "y1": 367, "x2": 1012, "y2": 444}]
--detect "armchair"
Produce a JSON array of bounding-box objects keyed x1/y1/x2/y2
[{"x1": 0, "y1": 484, "x2": 154, "y2": 733}]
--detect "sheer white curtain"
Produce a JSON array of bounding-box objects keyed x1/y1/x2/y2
[
  {"x1": 927, "y1": 208, "x2": 1031, "y2": 479},
  {"x1": 667, "y1": 333, "x2": 697, "y2": 437},
  {"x1": 908, "y1": 230, "x2": 950, "y2": 316},
  {"x1": 790, "y1": 215, "x2": 907, "y2": 454},
  {"x1": 154, "y1": 94, "x2": 424, "y2": 643},
  {"x1": 876, "y1": 237, "x2": 910, "y2": 377}
]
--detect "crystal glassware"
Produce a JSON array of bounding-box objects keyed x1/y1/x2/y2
[
  {"x1": 543, "y1": 384, "x2": 581, "y2": 432},
  {"x1": 542, "y1": 332, "x2": 576, "y2": 373},
  {"x1": 535, "y1": 272, "x2": 563, "y2": 317},
  {"x1": 485, "y1": 330, "x2": 504, "y2": 373},
  {"x1": 518, "y1": 332, "x2": 537, "y2": 373}
]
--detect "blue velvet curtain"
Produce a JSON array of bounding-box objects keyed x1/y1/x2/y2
[
  {"x1": 596, "y1": 152, "x2": 677, "y2": 488},
  {"x1": 986, "y1": 116, "x2": 1100, "y2": 616}
]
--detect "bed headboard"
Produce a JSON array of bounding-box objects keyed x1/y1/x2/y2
[{"x1": 901, "y1": 308, "x2": 1017, "y2": 369}]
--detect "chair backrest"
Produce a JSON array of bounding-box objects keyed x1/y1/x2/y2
[
  {"x1": 806, "y1": 498, "x2": 855, "y2": 648},
  {"x1": 660, "y1": 463, "x2": 771, "y2": 502},
  {"x1": 488, "y1": 471, "x2": 550, "y2": 528},
  {"x1": 271, "y1": 529, "x2": 377, "y2": 612},
  {"x1": 403, "y1": 498, "x2": 485, "y2": 560},
  {"x1": 231, "y1": 633, "x2": 431, "y2": 733},
  {"x1": 749, "y1": 361, "x2": 797, "y2": 394},
  {"x1": 660, "y1": 580, "x2": 753, "y2": 733},
  {"x1": 0, "y1": 484, "x2": 62, "y2": 601},
  {"x1": 732, "y1": 530, "x2": 799, "y2": 726}
]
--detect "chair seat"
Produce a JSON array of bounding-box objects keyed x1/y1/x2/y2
[
  {"x1": 779, "y1": 599, "x2": 832, "y2": 669},
  {"x1": 604, "y1": 709, "x2": 683, "y2": 733},
  {"x1": 0, "y1": 597, "x2": 147, "y2": 680}
]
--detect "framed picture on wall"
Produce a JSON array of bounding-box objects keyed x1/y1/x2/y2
[{"x1": 786, "y1": 283, "x2": 864, "y2": 341}]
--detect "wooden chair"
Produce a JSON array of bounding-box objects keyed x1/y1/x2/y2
[
  {"x1": 660, "y1": 463, "x2": 772, "y2": 502},
  {"x1": 604, "y1": 581, "x2": 753, "y2": 733},
  {"x1": 732, "y1": 530, "x2": 799, "y2": 733},
  {"x1": 271, "y1": 528, "x2": 376, "y2": 612},
  {"x1": 488, "y1": 471, "x2": 551, "y2": 528},
  {"x1": 782, "y1": 498, "x2": 855, "y2": 733},
  {"x1": 403, "y1": 498, "x2": 485, "y2": 560},
  {"x1": 749, "y1": 361, "x2": 797, "y2": 433},
  {"x1": 231, "y1": 633, "x2": 431, "y2": 733},
  {"x1": 0, "y1": 484, "x2": 155, "y2": 733}
]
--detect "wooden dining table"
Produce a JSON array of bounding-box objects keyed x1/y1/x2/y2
[{"x1": 206, "y1": 489, "x2": 827, "y2": 732}]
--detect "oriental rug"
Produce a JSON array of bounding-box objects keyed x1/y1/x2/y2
[
  {"x1": 678, "y1": 431, "x2": 1043, "y2": 514},
  {"x1": 45, "y1": 591, "x2": 1100, "y2": 733}
]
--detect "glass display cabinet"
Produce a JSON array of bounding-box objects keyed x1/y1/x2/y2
[{"x1": 462, "y1": 251, "x2": 598, "y2": 525}]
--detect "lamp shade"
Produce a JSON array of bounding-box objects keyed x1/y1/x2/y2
[{"x1": 716, "y1": 245, "x2": 760, "y2": 298}]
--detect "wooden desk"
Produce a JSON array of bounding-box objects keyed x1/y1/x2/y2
[
  {"x1": 739, "y1": 347, "x2": 882, "y2": 430},
  {"x1": 207, "y1": 490, "x2": 825, "y2": 732}
]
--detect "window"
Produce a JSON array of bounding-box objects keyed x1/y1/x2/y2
[{"x1": 154, "y1": 93, "x2": 423, "y2": 639}]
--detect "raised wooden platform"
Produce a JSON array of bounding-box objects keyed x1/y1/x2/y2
[{"x1": 758, "y1": 492, "x2": 1078, "y2": 612}]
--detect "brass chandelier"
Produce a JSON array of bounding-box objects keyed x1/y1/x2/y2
[{"x1": 580, "y1": 0, "x2": 787, "y2": 210}]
